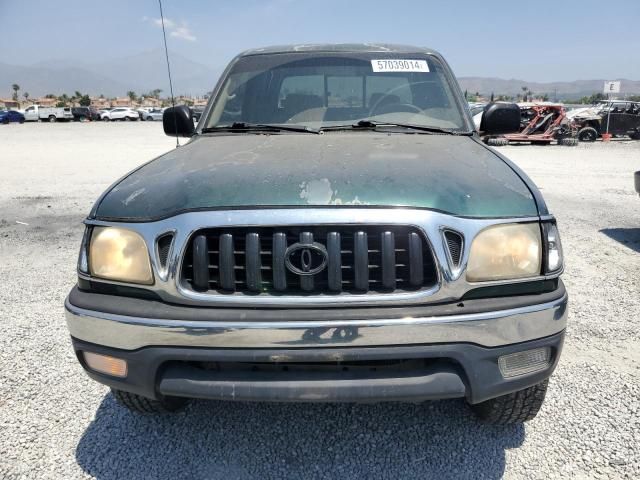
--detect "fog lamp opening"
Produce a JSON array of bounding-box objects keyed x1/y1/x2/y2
[
  {"x1": 498, "y1": 347, "x2": 551, "y2": 378},
  {"x1": 83, "y1": 351, "x2": 128, "y2": 378}
]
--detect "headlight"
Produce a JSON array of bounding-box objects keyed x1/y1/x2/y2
[
  {"x1": 467, "y1": 223, "x2": 541, "y2": 282},
  {"x1": 88, "y1": 227, "x2": 153, "y2": 284}
]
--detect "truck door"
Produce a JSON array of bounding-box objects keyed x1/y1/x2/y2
[
  {"x1": 604, "y1": 102, "x2": 630, "y2": 135},
  {"x1": 24, "y1": 106, "x2": 37, "y2": 121}
]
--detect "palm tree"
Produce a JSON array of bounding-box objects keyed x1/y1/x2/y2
[
  {"x1": 126, "y1": 91, "x2": 137, "y2": 103},
  {"x1": 12, "y1": 83, "x2": 20, "y2": 101},
  {"x1": 71, "y1": 90, "x2": 83, "y2": 106},
  {"x1": 23, "y1": 92, "x2": 29, "y2": 102}
]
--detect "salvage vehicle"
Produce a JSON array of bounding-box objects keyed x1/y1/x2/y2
[
  {"x1": 0, "y1": 109, "x2": 25, "y2": 124},
  {"x1": 485, "y1": 103, "x2": 577, "y2": 146},
  {"x1": 23, "y1": 104, "x2": 73, "y2": 122},
  {"x1": 65, "y1": 44, "x2": 567, "y2": 424},
  {"x1": 569, "y1": 100, "x2": 640, "y2": 141}
]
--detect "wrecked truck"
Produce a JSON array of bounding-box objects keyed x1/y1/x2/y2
[{"x1": 568, "y1": 100, "x2": 640, "y2": 141}]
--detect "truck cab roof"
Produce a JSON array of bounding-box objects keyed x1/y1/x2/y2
[{"x1": 238, "y1": 43, "x2": 441, "y2": 57}]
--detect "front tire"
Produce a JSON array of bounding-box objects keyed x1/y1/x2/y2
[
  {"x1": 578, "y1": 127, "x2": 598, "y2": 142},
  {"x1": 111, "y1": 388, "x2": 187, "y2": 414},
  {"x1": 559, "y1": 137, "x2": 578, "y2": 146},
  {"x1": 470, "y1": 379, "x2": 549, "y2": 424},
  {"x1": 487, "y1": 137, "x2": 508, "y2": 146}
]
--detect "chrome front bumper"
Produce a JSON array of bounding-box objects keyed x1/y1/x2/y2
[{"x1": 65, "y1": 291, "x2": 568, "y2": 351}]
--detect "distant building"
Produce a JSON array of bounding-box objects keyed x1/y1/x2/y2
[
  {"x1": 113, "y1": 97, "x2": 133, "y2": 107},
  {"x1": 90, "y1": 97, "x2": 111, "y2": 108},
  {"x1": 139, "y1": 97, "x2": 162, "y2": 108},
  {"x1": 1, "y1": 98, "x2": 20, "y2": 109},
  {"x1": 35, "y1": 97, "x2": 57, "y2": 107}
]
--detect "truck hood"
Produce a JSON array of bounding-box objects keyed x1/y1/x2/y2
[{"x1": 93, "y1": 133, "x2": 538, "y2": 220}]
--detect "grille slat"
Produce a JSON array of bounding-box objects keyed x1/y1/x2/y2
[
  {"x1": 219, "y1": 234, "x2": 235, "y2": 290},
  {"x1": 327, "y1": 232, "x2": 342, "y2": 291},
  {"x1": 353, "y1": 231, "x2": 369, "y2": 291},
  {"x1": 408, "y1": 232, "x2": 424, "y2": 287},
  {"x1": 381, "y1": 231, "x2": 396, "y2": 290},
  {"x1": 272, "y1": 232, "x2": 288, "y2": 291},
  {"x1": 182, "y1": 225, "x2": 437, "y2": 295},
  {"x1": 299, "y1": 232, "x2": 314, "y2": 292},
  {"x1": 245, "y1": 233, "x2": 262, "y2": 292},
  {"x1": 192, "y1": 235, "x2": 209, "y2": 291}
]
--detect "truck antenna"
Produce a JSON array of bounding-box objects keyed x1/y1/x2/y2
[{"x1": 158, "y1": 0, "x2": 179, "y2": 147}]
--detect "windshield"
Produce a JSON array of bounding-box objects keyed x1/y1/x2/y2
[{"x1": 205, "y1": 52, "x2": 468, "y2": 131}]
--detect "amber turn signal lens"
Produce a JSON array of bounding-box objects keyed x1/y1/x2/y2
[{"x1": 83, "y1": 351, "x2": 128, "y2": 378}]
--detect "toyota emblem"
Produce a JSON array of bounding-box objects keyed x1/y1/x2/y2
[{"x1": 284, "y1": 242, "x2": 328, "y2": 276}]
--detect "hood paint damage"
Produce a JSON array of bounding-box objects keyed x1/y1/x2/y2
[{"x1": 94, "y1": 133, "x2": 538, "y2": 220}]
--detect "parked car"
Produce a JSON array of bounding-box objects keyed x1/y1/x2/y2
[
  {"x1": 635, "y1": 171, "x2": 640, "y2": 196},
  {"x1": 23, "y1": 104, "x2": 73, "y2": 122},
  {"x1": 142, "y1": 108, "x2": 164, "y2": 121},
  {"x1": 65, "y1": 44, "x2": 567, "y2": 425},
  {"x1": 0, "y1": 109, "x2": 25, "y2": 124},
  {"x1": 569, "y1": 100, "x2": 640, "y2": 141},
  {"x1": 102, "y1": 107, "x2": 139, "y2": 121},
  {"x1": 72, "y1": 106, "x2": 101, "y2": 122}
]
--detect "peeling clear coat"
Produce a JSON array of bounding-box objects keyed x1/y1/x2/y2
[{"x1": 94, "y1": 133, "x2": 538, "y2": 221}]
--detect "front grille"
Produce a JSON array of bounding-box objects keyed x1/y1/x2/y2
[{"x1": 181, "y1": 225, "x2": 437, "y2": 295}]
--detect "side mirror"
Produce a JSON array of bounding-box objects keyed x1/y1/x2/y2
[
  {"x1": 480, "y1": 102, "x2": 521, "y2": 135},
  {"x1": 163, "y1": 105, "x2": 195, "y2": 137}
]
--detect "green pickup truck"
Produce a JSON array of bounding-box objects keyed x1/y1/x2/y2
[{"x1": 65, "y1": 44, "x2": 567, "y2": 424}]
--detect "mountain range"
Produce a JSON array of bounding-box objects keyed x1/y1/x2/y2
[
  {"x1": 2, "y1": 50, "x2": 639, "y2": 100},
  {"x1": 0, "y1": 49, "x2": 222, "y2": 98}
]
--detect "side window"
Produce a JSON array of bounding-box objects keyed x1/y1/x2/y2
[
  {"x1": 327, "y1": 76, "x2": 363, "y2": 107},
  {"x1": 366, "y1": 76, "x2": 411, "y2": 107},
  {"x1": 26, "y1": 106, "x2": 34, "y2": 112}
]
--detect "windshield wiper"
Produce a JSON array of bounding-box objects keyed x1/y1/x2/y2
[
  {"x1": 202, "y1": 122, "x2": 320, "y2": 134},
  {"x1": 322, "y1": 120, "x2": 471, "y2": 135}
]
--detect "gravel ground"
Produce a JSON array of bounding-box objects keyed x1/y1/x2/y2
[{"x1": 0, "y1": 122, "x2": 638, "y2": 479}]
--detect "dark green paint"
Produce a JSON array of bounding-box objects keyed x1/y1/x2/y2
[{"x1": 94, "y1": 133, "x2": 538, "y2": 220}]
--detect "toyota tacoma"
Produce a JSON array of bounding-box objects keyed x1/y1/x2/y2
[{"x1": 65, "y1": 44, "x2": 567, "y2": 424}]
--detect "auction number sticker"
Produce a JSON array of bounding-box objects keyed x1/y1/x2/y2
[{"x1": 371, "y1": 59, "x2": 429, "y2": 72}]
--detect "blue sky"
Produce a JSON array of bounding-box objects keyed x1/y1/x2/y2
[{"x1": 1, "y1": 0, "x2": 639, "y2": 81}]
